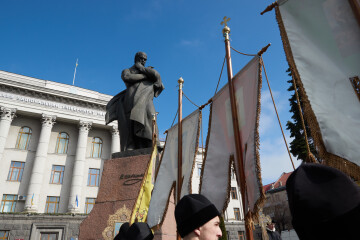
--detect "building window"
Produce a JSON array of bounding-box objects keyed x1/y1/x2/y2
[
  {"x1": 197, "y1": 164, "x2": 202, "y2": 177},
  {"x1": 0, "y1": 231, "x2": 9, "y2": 240},
  {"x1": 55, "y1": 132, "x2": 69, "y2": 154},
  {"x1": 231, "y1": 169, "x2": 236, "y2": 180},
  {"x1": 7, "y1": 161, "x2": 25, "y2": 181},
  {"x1": 87, "y1": 169, "x2": 100, "y2": 187},
  {"x1": 91, "y1": 137, "x2": 103, "y2": 158},
  {"x1": 85, "y1": 198, "x2": 96, "y2": 214},
  {"x1": 234, "y1": 207, "x2": 240, "y2": 220},
  {"x1": 238, "y1": 231, "x2": 245, "y2": 240},
  {"x1": 15, "y1": 126, "x2": 32, "y2": 150},
  {"x1": 40, "y1": 233, "x2": 58, "y2": 240},
  {"x1": 50, "y1": 166, "x2": 65, "y2": 184},
  {"x1": 0, "y1": 195, "x2": 17, "y2": 213},
  {"x1": 45, "y1": 196, "x2": 60, "y2": 213},
  {"x1": 231, "y1": 187, "x2": 238, "y2": 199}
]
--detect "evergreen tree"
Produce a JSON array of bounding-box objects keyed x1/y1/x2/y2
[
  {"x1": 285, "y1": 68, "x2": 318, "y2": 161},
  {"x1": 219, "y1": 216, "x2": 228, "y2": 240}
]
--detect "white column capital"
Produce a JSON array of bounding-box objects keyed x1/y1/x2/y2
[
  {"x1": 0, "y1": 107, "x2": 16, "y2": 121},
  {"x1": 79, "y1": 121, "x2": 92, "y2": 132},
  {"x1": 111, "y1": 125, "x2": 119, "y2": 136},
  {"x1": 41, "y1": 114, "x2": 56, "y2": 127}
]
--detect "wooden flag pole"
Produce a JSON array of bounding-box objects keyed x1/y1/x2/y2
[
  {"x1": 152, "y1": 113, "x2": 157, "y2": 148},
  {"x1": 177, "y1": 77, "x2": 184, "y2": 204},
  {"x1": 177, "y1": 77, "x2": 184, "y2": 240},
  {"x1": 221, "y1": 17, "x2": 254, "y2": 240}
]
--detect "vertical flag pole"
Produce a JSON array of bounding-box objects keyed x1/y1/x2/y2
[
  {"x1": 152, "y1": 113, "x2": 157, "y2": 147},
  {"x1": 221, "y1": 17, "x2": 254, "y2": 240},
  {"x1": 177, "y1": 77, "x2": 184, "y2": 240},
  {"x1": 72, "y1": 58, "x2": 79, "y2": 86}
]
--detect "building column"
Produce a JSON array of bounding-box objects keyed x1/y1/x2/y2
[
  {"x1": 68, "y1": 121, "x2": 92, "y2": 213},
  {"x1": 0, "y1": 107, "x2": 16, "y2": 161},
  {"x1": 111, "y1": 125, "x2": 120, "y2": 154},
  {"x1": 24, "y1": 114, "x2": 56, "y2": 212}
]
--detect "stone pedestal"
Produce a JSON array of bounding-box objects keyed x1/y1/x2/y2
[{"x1": 79, "y1": 149, "x2": 152, "y2": 240}]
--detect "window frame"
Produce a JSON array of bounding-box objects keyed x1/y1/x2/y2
[
  {"x1": 234, "y1": 207, "x2": 240, "y2": 221},
  {"x1": 55, "y1": 132, "x2": 69, "y2": 154},
  {"x1": 45, "y1": 196, "x2": 60, "y2": 213},
  {"x1": 238, "y1": 231, "x2": 245, "y2": 240},
  {"x1": 197, "y1": 163, "x2": 202, "y2": 177},
  {"x1": 91, "y1": 137, "x2": 103, "y2": 158},
  {"x1": 85, "y1": 198, "x2": 96, "y2": 214},
  {"x1": 50, "y1": 165, "x2": 65, "y2": 184},
  {"x1": 40, "y1": 232, "x2": 58, "y2": 240},
  {"x1": 0, "y1": 231, "x2": 9, "y2": 240},
  {"x1": 87, "y1": 169, "x2": 100, "y2": 187},
  {"x1": 7, "y1": 161, "x2": 25, "y2": 182},
  {"x1": 231, "y1": 187, "x2": 238, "y2": 199},
  {"x1": 15, "y1": 126, "x2": 32, "y2": 150},
  {"x1": 0, "y1": 194, "x2": 18, "y2": 213}
]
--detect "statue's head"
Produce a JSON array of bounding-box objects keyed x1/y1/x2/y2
[{"x1": 134, "y1": 52, "x2": 147, "y2": 66}]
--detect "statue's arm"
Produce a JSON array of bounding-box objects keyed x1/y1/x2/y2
[
  {"x1": 134, "y1": 63, "x2": 160, "y2": 82},
  {"x1": 121, "y1": 69, "x2": 147, "y2": 83}
]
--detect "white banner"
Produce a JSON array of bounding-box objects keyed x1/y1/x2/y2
[
  {"x1": 201, "y1": 57, "x2": 264, "y2": 217},
  {"x1": 147, "y1": 109, "x2": 201, "y2": 228},
  {"x1": 278, "y1": 0, "x2": 360, "y2": 166}
]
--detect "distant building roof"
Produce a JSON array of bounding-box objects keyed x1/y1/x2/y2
[{"x1": 263, "y1": 172, "x2": 293, "y2": 193}]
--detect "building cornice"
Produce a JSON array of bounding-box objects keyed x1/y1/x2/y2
[{"x1": 0, "y1": 70, "x2": 113, "y2": 108}]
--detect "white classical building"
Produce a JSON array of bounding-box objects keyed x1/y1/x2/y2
[
  {"x1": 0, "y1": 70, "x2": 244, "y2": 240},
  {"x1": 0, "y1": 70, "x2": 118, "y2": 239}
]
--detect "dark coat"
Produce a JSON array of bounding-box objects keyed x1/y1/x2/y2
[{"x1": 267, "y1": 230, "x2": 282, "y2": 240}]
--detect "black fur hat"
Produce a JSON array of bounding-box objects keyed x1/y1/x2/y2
[
  {"x1": 175, "y1": 194, "x2": 220, "y2": 237},
  {"x1": 114, "y1": 222, "x2": 130, "y2": 240},
  {"x1": 286, "y1": 163, "x2": 360, "y2": 240},
  {"x1": 126, "y1": 222, "x2": 153, "y2": 240}
]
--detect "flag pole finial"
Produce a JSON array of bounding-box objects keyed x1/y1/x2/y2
[
  {"x1": 221, "y1": 16, "x2": 231, "y2": 39},
  {"x1": 178, "y1": 77, "x2": 184, "y2": 89}
]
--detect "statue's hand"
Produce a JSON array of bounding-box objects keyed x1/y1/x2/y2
[{"x1": 135, "y1": 62, "x2": 146, "y2": 72}]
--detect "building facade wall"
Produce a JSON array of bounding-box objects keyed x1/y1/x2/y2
[{"x1": 0, "y1": 70, "x2": 115, "y2": 239}]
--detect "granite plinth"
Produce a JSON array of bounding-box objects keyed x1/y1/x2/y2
[
  {"x1": 111, "y1": 147, "x2": 152, "y2": 159},
  {"x1": 79, "y1": 151, "x2": 151, "y2": 240}
]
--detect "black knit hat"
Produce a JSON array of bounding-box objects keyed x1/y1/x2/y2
[
  {"x1": 175, "y1": 194, "x2": 220, "y2": 237},
  {"x1": 286, "y1": 163, "x2": 360, "y2": 240},
  {"x1": 126, "y1": 222, "x2": 153, "y2": 240},
  {"x1": 114, "y1": 222, "x2": 130, "y2": 240}
]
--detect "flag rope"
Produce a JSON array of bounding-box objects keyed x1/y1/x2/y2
[
  {"x1": 183, "y1": 91, "x2": 200, "y2": 108},
  {"x1": 261, "y1": 56, "x2": 296, "y2": 170},
  {"x1": 230, "y1": 46, "x2": 257, "y2": 57},
  {"x1": 215, "y1": 56, "x2": 226, "y2": 94},
  {"x1": 170, "y1": 107, "x2": 178, "y2": 128}
]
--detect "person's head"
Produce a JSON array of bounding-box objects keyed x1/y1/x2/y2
[
  {"x1": 175, "y1": 194, "x2": 222, "y2": 240},
  {"x1": 126, "y1": 222, "x2": 153, "y2": 240},
  {"x1": 134, "y1": 52, "x2": 147, "y2": 66},
  {"x1": 113, "y1": 222, "x2": 153, "y2": 240},
  {"x1": 114, "y1": 222, "x2": 130, "y2": 240},
  {"x1": 286, "y1": 163, "x2": 360, "y2": 240},
  {"x1": 266, "y1": 220, "x2": 275, "y2": 231}
]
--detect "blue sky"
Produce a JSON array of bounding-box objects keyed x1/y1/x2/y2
[{"x1": 0, "y1": 0, "x2": 300, "y2": 184}]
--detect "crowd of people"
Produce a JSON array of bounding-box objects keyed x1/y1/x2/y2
[{"x1": 114, "y1": 163, "x2": 360, "y2": 240}]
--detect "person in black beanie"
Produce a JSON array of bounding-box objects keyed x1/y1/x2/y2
[
  {"x1": 286, "y1": 163, "x2": 360, "y2": 240},
  {"x1": 175, "y1": 194, "x2": 222, "y2": 240},
  {"x1": 114, "y1": 222, "x2": 153, "y2": 240}
]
